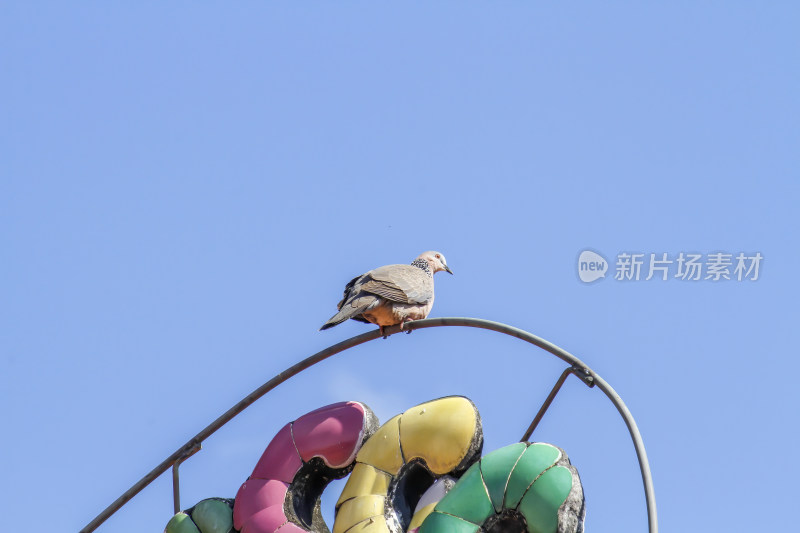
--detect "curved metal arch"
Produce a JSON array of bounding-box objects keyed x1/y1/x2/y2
[{"x1": 80, "y1": 317, "x2": 658, "y2": 533}]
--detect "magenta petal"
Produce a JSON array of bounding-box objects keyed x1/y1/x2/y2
[
  {"x1": 233, "y1": 479, "x2": 289, "y2": 530},
  {"x1": 239, "y1": 504, "x2": 290, "y2": 533},
  {"x1": 299, "y1": 400, "x2": 362, "y2": 418},
  {"x1": 251, "y1": 423, "x2": 303, "y2": 483},
  {"x1": 292, "y1": 402, "x2": 366, "y2": 468}
]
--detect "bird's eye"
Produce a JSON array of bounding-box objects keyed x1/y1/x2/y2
[{"x1": 436, "y1": 254, "x2": 441, "y2": 259}]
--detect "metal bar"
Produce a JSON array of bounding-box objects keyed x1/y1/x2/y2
[
  {"x1": 403, "y1": 318, "x2": 597, "y2": 383},
  {"x1": 521, "y1": 366, "x2": 574, "y2": 442},
  {"x1": 592, "y1": 373, "x2": 658, "y2": 533},
  {"x1": 171, "y1": 443, "x2": 201, "y2": 514},
  {"x1": 172, "y1": 464, "x2": 180, "y2": 515},
  {"x1": 80, "y1": 317, "x2": 656, "y2": 533}
]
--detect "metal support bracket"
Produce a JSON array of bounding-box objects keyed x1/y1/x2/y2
[
  {"x1": 521, "y1": 365, "x2": 596, "y2": 442},
  {"x1": 172, "y1": 442, "x2": 202, "y2": 514}
]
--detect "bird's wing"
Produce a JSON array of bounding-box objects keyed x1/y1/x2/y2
[
  {"x1": 362, "y1": 264, "x2": 433, "y2": 304},
  {"x1": 337, "y1": 274, "x2": 365, "y2": 310}
]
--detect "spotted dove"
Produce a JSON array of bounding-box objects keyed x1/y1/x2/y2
[{"x1": 320, "y1": 251, "x2": 453, "y2": 334}]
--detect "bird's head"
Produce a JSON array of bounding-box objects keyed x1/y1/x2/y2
[{"x1": 418, "y1": 251, "x2": 453, "y2": 275}]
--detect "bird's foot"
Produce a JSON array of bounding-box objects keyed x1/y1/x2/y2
[
  {"x1": 380, "y1": 325, "x2": 388, "y2": 339},
  {"x1": 401, "y1": 319, "x2": 413, "y2": 334}
]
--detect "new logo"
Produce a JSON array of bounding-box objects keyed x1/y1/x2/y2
[{"x1": 577, "y1": 250, "x2": 608, "y2": 283}]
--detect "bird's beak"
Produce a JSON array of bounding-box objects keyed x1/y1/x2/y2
[{"x1": 444, "y1": 265, "x2": 453, "y2": 275}]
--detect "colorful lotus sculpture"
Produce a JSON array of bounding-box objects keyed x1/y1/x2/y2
[{"x1": 165, "y1": 397, "x2": 585, "y2": 533}]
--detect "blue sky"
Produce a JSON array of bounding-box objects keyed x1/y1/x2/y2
[{"x1": 2, "y1": 3, "x2": 798, "y2": 532}]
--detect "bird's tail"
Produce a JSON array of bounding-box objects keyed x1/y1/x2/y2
[
  {"x1": 320, "y1": 312, "x2": 349, "y2": 330},
  {"x1": 319, "y1": 301, "x2": 373, "y2": 331}
]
